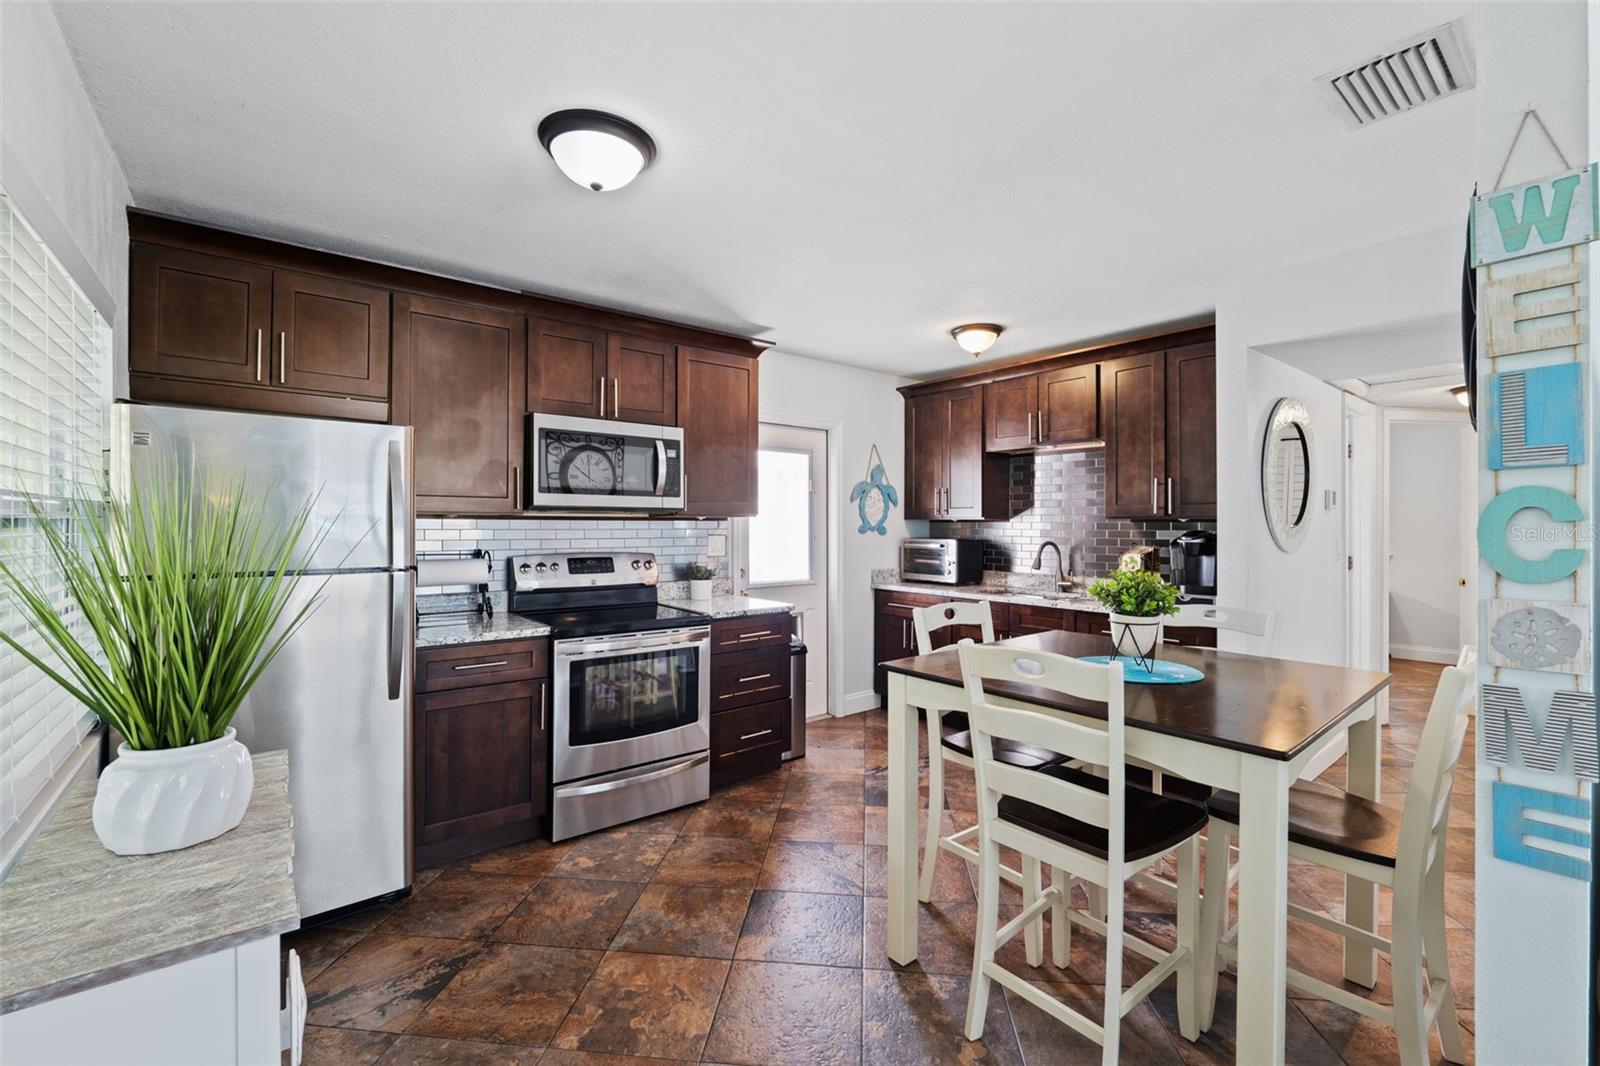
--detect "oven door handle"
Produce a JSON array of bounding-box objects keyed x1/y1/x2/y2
[
  {"x1": 555, "y1": 753, "x2": 709, "y2": 798},
  {"x1": 555, "y1": 627, "x2": 711, "y2": 660}
]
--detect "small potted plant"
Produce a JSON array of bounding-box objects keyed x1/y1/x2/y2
[
  {"x1": 1087, "y1": 569, "x2": 1180, "y2": 662},
  {"x1": 685, "y1": 562, "x2": 717, "y2": 601},
  {"x1": 0, "y1": 462, "x2": 322, "y2": 856}
]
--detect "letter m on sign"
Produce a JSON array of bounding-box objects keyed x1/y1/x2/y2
[
  {"x1": 1473, "y1": 163, "x2": 1598, "y2": 266},
  {"x1": 1481, "y1": 684, "x2": 1598, "y2": 781}
]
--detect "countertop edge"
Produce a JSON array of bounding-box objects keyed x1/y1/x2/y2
[{"x1": 872, "y1": 581, "x2": 1111, "y2": 613}]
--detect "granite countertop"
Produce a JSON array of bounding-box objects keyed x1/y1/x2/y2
[
  {"x1": 659, "y1": 595, "x2": 799, "y2": 619},
  {"x1": 0, "y1": 750, "x2": 299, "y2": 1015},
  {"x1": 416, "y1": 612, "x2": 553, "y2": 647},
  {"x1": 872, "y1": 580, "x2": 1111, "y2": 614}
]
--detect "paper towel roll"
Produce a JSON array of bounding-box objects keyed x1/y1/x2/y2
[{"x1": 417, "y1": 557, "x2": 492, "y2": 588}]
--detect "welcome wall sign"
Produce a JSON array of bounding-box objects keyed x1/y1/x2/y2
[{"x1": 1474, "y1": 163, "x2": 1598, "y2": 266}]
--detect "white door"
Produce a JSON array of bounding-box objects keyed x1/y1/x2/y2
[{"x1": 736, "y1": 424, "x2": 830, "y2": 717}]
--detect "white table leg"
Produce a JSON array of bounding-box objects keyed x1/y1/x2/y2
[
  {"x1": 1235, "y1": 756, "x2": 1290, "y2": 1066},
  {"x1": 1344, "y1": 700, "x2": 1382, "y2": 987},
  {"x1": 886, "y1": 672, "x2": 920, "y2": 965}
]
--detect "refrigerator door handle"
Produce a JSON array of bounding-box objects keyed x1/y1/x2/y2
[
  {"x1": 388, "y1": 440, "x2": 407, "y2": 571},
  {"x1": 388, "y1": 571, "x2": 406, "y2": 701}
]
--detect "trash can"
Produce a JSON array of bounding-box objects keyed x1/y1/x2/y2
[{"x1": 784, "y1": 636, "x2": 806, "y2": 761}]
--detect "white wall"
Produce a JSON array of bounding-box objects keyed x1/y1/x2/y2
[
  {"x1": 1386, "y1": 420, "x2": 1465, "y2": 661},
  {"x1": 0, "y1": 1, "x2": 133, "y2": 389},
  {"x1": 758, "y1": 350, "x2": 912, "y2": 714}
]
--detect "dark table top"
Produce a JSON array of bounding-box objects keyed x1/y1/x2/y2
[{"x1": 881, "y1": 630, "x2": 1391, "y2": 761}]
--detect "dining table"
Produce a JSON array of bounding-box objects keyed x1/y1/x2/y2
[{"x1": 881, "y1": 628, "x2": 1391, "y2": 1066}]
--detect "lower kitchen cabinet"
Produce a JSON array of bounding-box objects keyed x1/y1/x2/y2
[
  {"x1": 413, "y1": 639, "x2": 549, "y2": 865},
  {"x1": 708, "y1": 613, "x2": 792, "y2": 787}
]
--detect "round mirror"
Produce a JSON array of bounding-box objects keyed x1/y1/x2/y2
[{"x1": 1261, "y1": 397, "x2": 1314, "y2": 552}]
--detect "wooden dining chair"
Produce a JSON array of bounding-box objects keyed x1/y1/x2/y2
[
  {"x1": 911, "y1": 601, "x2": 1064, "y2": 930},
  {"x1": 957, "y1": 643, "x2": 1210, "y2": 1062},
  {"x1": 1197, "y1": 659, "x2": 1474, "y2": 1065}
]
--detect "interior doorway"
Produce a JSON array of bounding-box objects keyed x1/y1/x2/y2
[{"x1": 734, "y1": 423, "x2": 831, "y2": 718}]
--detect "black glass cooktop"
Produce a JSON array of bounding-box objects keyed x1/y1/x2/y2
[{"x1": 513, "y1": 601, "x2": 708, "y2": 639}]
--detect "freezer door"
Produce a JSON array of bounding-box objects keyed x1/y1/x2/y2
[
  {"x1": 112, "y1": 403, "x2": 412, "y2": 572},
  {"x1": 230, "y1": 571, "x2": 413, "y2": 917}
]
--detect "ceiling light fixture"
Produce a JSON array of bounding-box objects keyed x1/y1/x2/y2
[
  {"x1": 1450, "y1": 384, "x2": 1470, "y2": 407},
  {"x1": 537, "y1": 109, "x2": 656, "y2": 192},
  {"x1": 950, "y1": 323, "x2": 1003, "y2": 357}
]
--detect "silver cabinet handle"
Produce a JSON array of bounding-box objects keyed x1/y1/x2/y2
[
  {"x1": 598, "y1": 376, "x2": 606, "y2": 418},
  {"x1": 1027, "y1": 411, "x2": 1034, "y2": 442},
  {"x1": 1151, "y1": 477, "x2": 1157, "y2": 512},
  {"x1": 736, "y1": 630, "x2": 776, "y2": 640},
  {"x1": 279, "y1": 331, "x2": 287, "y2": 383},
  {"x1": 737, "y1": 673, "x2": 774, "y2": 683},
  {"x1": 613, "y1": 377, "x2": 620, "y2": 418},
  {"x1": 539, "y1": 681, "x2": 546, "y2": 732},
  {"x1": 453, "y1": 659, "x2": 509, "y2": 671},
  {"x1": 255, "y1": 329, "x2": 264, "y2": 382},
  {"x1": 739, "y1": 729, "x2": 773, "y2": 741},
  {"x1": 902, "y1": 618, "x2": 909, "y2": 645},
  {"x1": 1166, "y1": 476, "x2": 1173, "y2": 515},
  {"x1": 513, "y1": 464, "x2": 521, "y2": 510},
  {"x1": 885, "y1": 603, "x2": 922, "y2": 611},
  {"x1": 1039, "y1": 406, "x2": 1045, "y2": 439}
]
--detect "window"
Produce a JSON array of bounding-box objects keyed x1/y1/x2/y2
[
  {"x1": 0, "y1": 191, "x2": 111, "y2": 845},
  {"x1": 747, "y1": 447, "x2": 813, "y2": 586}
]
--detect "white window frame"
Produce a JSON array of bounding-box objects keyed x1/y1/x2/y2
[{"x1": 745, "y1": 444, "x2": 819, "y2": 590}]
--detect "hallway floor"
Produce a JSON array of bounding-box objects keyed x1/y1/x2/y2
[{"x1": 288, "y1": 657, "x2": 1472, "y2": 1065}]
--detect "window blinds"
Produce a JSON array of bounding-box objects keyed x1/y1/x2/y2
[{"x1": 0, "y1": 190, "x2": 110, "y2": 839}]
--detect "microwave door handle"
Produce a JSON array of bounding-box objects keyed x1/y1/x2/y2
[{"x1": 655, "y1": 439, "x2": 667, "y2": 495}]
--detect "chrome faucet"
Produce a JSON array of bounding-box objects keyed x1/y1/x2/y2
[{"x1": 1032, "y1": 540, "x2": 1067, "y2": 590}]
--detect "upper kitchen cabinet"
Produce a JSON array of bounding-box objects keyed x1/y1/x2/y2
[
  {"x1": 271, "y1": 271, "x2": 390, "y2": 400},
  {"x1": 983, "y1": 363, "x2": 1100, "y2": 453},
  {"x1": 1163, "y1": 342, "x2": 1217, "y2": 518},
  {"x1": 609, "y1": 333, "x2": 677, "y2": 425},
  {"x1": 528, "y1": 322, "x2": 678, "y2": 425},
  {"x1": 393, "y1": 294, "x2": 527, "y2": 514},
  {"x1": 677, "y1": 346, "x2": 758, "y2": 516},
  {"x1": 1101, "y1": 350, "x2": 1167, "y2": 518},
  {"x1": 905, "y1": 386, "x2": 1007, "y2": 520},
  {"x1": 130, "y1": 244, "x2": 271, "y2": 386},
  {"x1": 984, "y1": 374, "x2": 1037, "y2": 452}
]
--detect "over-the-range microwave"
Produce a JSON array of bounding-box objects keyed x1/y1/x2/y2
[{"x1": 526, "y1": 413, "x2": 685, "y2": 511}]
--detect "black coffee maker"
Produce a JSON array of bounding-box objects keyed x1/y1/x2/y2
[{"x1": 1168, "y1": 529, "x2": 1217, "y2": 603}]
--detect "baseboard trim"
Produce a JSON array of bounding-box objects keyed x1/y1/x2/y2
[
  {"x1": 1390, "y1": 643, "x2": 1458, "y2": 665},
  {"x1": 838, "y1": 689, "x2": 880, "y2": 716}
]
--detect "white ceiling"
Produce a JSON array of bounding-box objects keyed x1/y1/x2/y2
[{"x1": 53, "y1": 1, "x2": 1477, "y2": 378}]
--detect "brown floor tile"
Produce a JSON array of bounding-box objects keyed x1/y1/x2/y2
[
  {"x1": 306, "y1": 933, "x2": 481, "y2": 1032},
  {"x1": 300, "y1": 1024, "x2": 397, "y2": 1064},
  {"x1": 652, "y1": 834, "x2": 769, "y2": 887},
  {"x1": 283, "y1": 925, "x2": 366, "y2": 984},
  {"x1": 549, "y1": 832, "x2": 676, "y2": 883},
  {"x1": 1007, "y1": 977, "x2": 1184, "y2": 1065},
  {"x1": 758, "y1": 841, "x2": 866, "y2": 895},
  {"x1": 712, "y1": 772, "x2": 790, "y2": 805},
  {"x1": 375, "y1": 1034, "x2": 542, "y2": 1065},
  {"x1": 608, "y1": 805, "x2": 694, "y2": 835},
  {"x1": 774, "y1": 802, "x2": 866, "y2": 843},
  {"x1": 552, "y1": 950, "x2": 730, "y2": 1060},
  {"x1": 1144, "y1": 975, "x2": 1342, "y2": 1066},
  {"x1": 864, "y1": 804, "x2": 960, "y2": 847},
  {"x1": 492, "y1": 878, "x2": 642, "y2": 949},
  {"x1": 784, "y1": 773, "x2": 870, "y2": 807},
  {"x1": 610, "y1": 884, "x2": 753, "y2": 958},
  {"x1": 864, "y1": 844, "x2": 974, "y2": 902},
  {"x1": 409, "y1": 942, "x2": 601, "y2": 1045},
  {"x1": 1293, "y1": 997, "x2": 1475, "y2": 1065},
  {"x1": 793, "y1": 747, "x2": 867, "y2": 774},
  {"x1": 376, "y1": 870, "x2": 535, "y2": 940},
  {"x1": 680, "y1": 801, "x2": 778, "y2": 841},
  {"x1": 538, "y1": 1052, "x2": 681, "y2": 1066},
  {"x1": 736, "y1": 890, "x2": 863, "y2": 967},
  {"x1": 862, "y1": 968, "x2": 1023, "y2": 1066},
  {"x1": 454, "y1": 838, "x2": 573, "y2": 879},
  {"x1": 704, "y1": 960, "x2": 863, "y2": 1066}
]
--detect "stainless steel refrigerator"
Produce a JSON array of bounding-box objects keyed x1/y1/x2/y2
[{"x1": 111, "y1": 402, "x2": 414, "y2": 919}]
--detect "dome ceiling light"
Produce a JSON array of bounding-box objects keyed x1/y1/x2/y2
[
  {"x1": 537, "y1": 109, "x2": 656, "y2": 192},
  {"x1": 1450, "y1": 384, "x2": 1470, "y2": 407},
  {"x1": 950, "y1": 323, "x2": 1003, "y2": 357}
]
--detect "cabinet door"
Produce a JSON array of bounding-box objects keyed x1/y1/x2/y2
[
  {"x1": 1039, "y1": 363, "x2": 1099, "y2": 445},
  {"x1": 271, "y1": 271, "x2": 390, "y2": 399},
  {"x1": 678, "y1": 347, "x2": 758, "y2": 516},
  {"x1": 904, "y1": 394, "x2": 947, "y2": 519},
  {"x1": 528, "y1": 319, "x2": 607, "y2": 418},
  {"x1": 984, "y1": 376, "x2": 1038, "y2": 452},
  {"x1": 393, "y1": 295, "x2": 526, "y2": 514},
  {"x1": 414, "y1": 679, "x2": 542, "y2": 845},
  {"x1": 943, "y1": 388, "x2": 988, "y2": 519},
  {"x1": 1007, "y1": 604, "x2": 1069, "y2": 637},
  {"x1": 1101, "y1": 351, "x2": 1167, "y2": 518},
  {"x1": 1164, "y1": 343, "x2": 1217, "y2": 519},
  {"x1": 609, "y1": 334, "x2": 678, "y2": 425},
  {"x1": 130, "y1": 244, "x2": 271, "y2": 385}
]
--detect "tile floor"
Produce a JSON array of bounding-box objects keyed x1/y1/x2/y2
[{"x1": 289, "y1": 657, "x2": 1473, "y2": 1064}]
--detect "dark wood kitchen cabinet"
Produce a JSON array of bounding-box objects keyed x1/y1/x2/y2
[
  {"x1": 1163, "y1": 342, "x2": 1217, "y2": 519},
  {"x1": 130, "y1": 244, "x2": 271, "y2": 386},
  {"x1": 527, "y1": 322, "x2": 678, "y2": 426},
  {"x1": 1101, "y1": 350, "x2": 1167, "y2": 519},
  {"x1": 984, "y1": 375, "x2": 1037, "y2": 452},
  {"x1": 272, "y1": 271, "x2": 390, "y2": 399},
  {"x1": 871, "y1": 588, "x2": 998, "y2": 699},
  {"x1": 709, "y1": 613, "x2": 793, "y2": 787},
  {"x1": 414, "y1": 638, "x2": 550, "y2": 866},
  {"x1": 1038, "y1": 362, "x2": 1099, "y2": 446},
  {"x1": 393, "y1": 294, "x2": 527, "y2": 514},
  {"x1": 610, "y1": 333, "x2": 677, "y2": 425},
  {"x1": 906, "y1": 387, "x2": 1007, "y2": 520},
  {"x1": 677, "y1": 346, "x2": 758, "y2": 517}
]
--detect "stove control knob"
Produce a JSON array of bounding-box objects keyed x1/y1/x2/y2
[
  {"x1": 549, "y1": 562, "x2": 560, "y2": 572},
  {"x1": 643, "y1": 559, "x2": 654, "y2": 569},
  {"x1": 631, "y1": 559, "x2": 642, "y2": 570},
  {"x1": 535, "y1": 562, "x2": 547, "y2": 574},
  {"x1": 517, "y1": 562, "x2": 532, "y2": 575}
]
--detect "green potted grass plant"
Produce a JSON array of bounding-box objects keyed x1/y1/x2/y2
[
  {"x1": 1087, "y1": 568, "x2": 1180, "y2": 661},
  {"x1": 0, "y1": 462, "x2": 322, "y2": 855},
  {"x1": 685, "y1": 562, "x2": 717, "y2": 601}
]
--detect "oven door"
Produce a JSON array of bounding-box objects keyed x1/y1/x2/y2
[
  {"x1": 899, "y1": 540, "x2": 955, "y2": 583},
  {"x1": 552, "y1": 626, "x2": 710, "y2": 783},
  {"x1": 528, "y1": 413, "x2": 684, "y2": 511}
]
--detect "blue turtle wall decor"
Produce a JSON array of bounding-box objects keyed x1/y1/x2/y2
[{"x1": 850, "y1": 446, "x2": 898, "y2": 535}]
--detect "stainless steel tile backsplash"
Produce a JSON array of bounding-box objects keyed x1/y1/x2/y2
[{"x1": 929, "y1": 450, "x2": 1215, "y2": 580}]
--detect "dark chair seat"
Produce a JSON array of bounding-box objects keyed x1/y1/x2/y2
[
  {"x1": 936, "y1": 709, "x2": 970, "y2": 733},
  {"x1": 941, "y1": 731, "x2": 1061, "y2": 770},
  {"x1": 1125, "y1": 765, "x2": 1214, "y2": 805},
  {"x1": 997, "y1": 764, "x2": 1209, "y2": 862},
  {"x1": 1206, "y1": 778, "x2": 1404, "y2": 867}
]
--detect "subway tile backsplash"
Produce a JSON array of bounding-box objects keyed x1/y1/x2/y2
[{"x1": 930, "y1": 450, "x2": 1214, "y2": 580}]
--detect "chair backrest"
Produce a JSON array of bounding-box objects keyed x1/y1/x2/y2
[
  {"x1": 1169, "y1": 603, "x2": 1280, "y2": 656},
  {"x1": 957, "y1": 643, "x2": 1127, "y2": 865},
  {"x1": 912, "y1": 599, "x2": 995, "y2": 656},
  {"x1": 1394, "y1": 656, "x2": 1475, "y2": 889}
]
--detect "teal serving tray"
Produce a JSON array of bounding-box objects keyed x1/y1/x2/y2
[{"x1": 1079, "y1": 655, "x2": 1204, "y2": 685}]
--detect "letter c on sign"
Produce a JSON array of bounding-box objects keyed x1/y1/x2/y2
[{"x1": 1477, "y1": 485, "x2": 1587, "y2": 583}]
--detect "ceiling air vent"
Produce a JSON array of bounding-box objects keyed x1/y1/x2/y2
[{"x1": 1317, "y1": 21, "x2": 1475, "y2": 129}]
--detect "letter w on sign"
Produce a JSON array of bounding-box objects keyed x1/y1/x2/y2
[
  {"x1": 1482, "y1": 684, "x2": 1598, "y2": 781},
  {"x1": 1473, "y1": 163, "x2": 1597, "y2": 266}
]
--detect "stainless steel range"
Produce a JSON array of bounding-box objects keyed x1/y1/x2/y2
[{"x1": 510, "y1": 551, "x2": 710, "y2": 840}]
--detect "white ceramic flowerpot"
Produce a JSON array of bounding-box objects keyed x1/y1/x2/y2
[
  {"x1": 1108, "y1": 613, "x2": 1164, "y2": 660},
  {"x1": 92, "y1": 728, "x2": 254, "y2": 855},
  {"x1": 689, "y1": 579, "x2": 713, "y2": 601}
]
